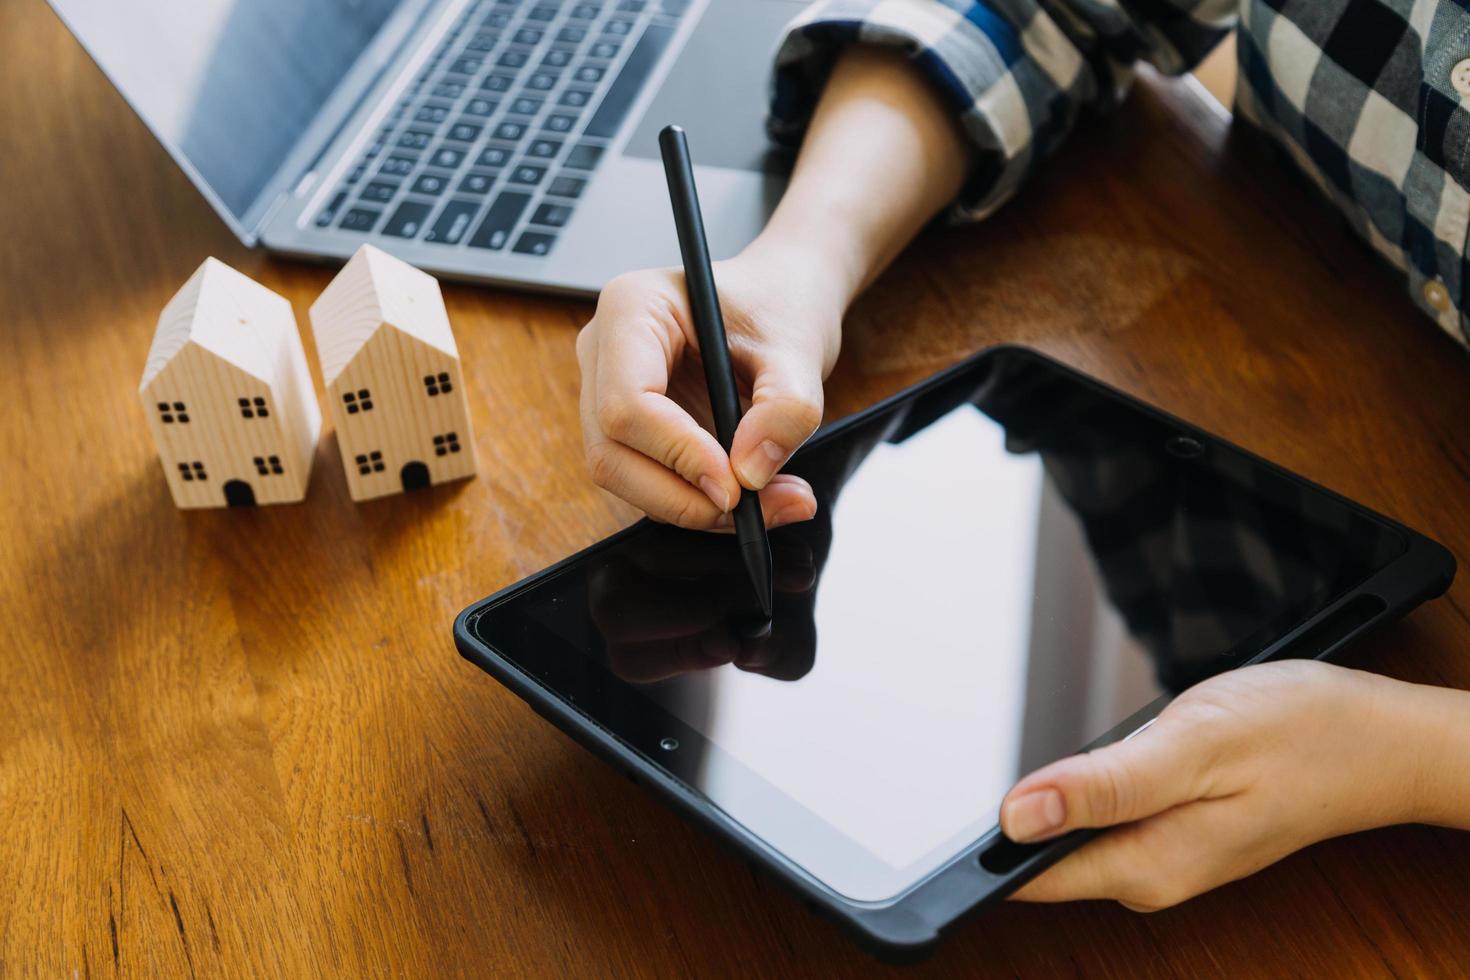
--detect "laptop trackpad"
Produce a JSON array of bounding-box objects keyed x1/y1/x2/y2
[{"x1": 621, "y1": 0, "x2": 807, "y2": 174}]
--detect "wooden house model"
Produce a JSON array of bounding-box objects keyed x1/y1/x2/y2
[
  {"x1": 308, "y1": 245, "x2": 476, "y2": 501},
  {"x1": 138, "y1": 258, "x2": 321, "y2": 508}
]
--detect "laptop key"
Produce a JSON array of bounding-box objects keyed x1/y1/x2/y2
[
  {"x1": 564, "y1": 143, "x2": 603, "y2": 170},
  {"x1": 528, "y1": 5, "x2": 557, "y2": 20},
  {"x1": 412, "y1": 173, "x2": 451, "y2": 196},
  {"x1": 493, "y1": 121, "x2": 527, "y2": 141},
  {"x1": 340, "y1": 207, "x2": 382, "y2": 232},
  {"x1": 383, "y1": 200, "x2": 433, "y2": 238},
  {"x1": 459, "y1": 171, "x2": 498, "y2": 195},
  {"x1": 588, "y1": 40, "x2": 619, "y2": 59},
  {"x1": 380, "y1": 155, "x2": 417, "y2": 177},
  {"x1": 416, "y1": 104, "x2": 450, "y2": 124},
  {"x1": 510, "y1": 164, "x2": 547, "y2": 185},
  {"x1": 604, "y1": 17, "x2": 635, "y2": 35},
  {"x1": 430, "y1": 146, "x2": 467, "y2": 168},
  {"x1": 464, "y1": 97, "x2": 498, "y2": 116},
  {"x1": 585, "y1": 25, "x2": 673, "y2": 138},
  {"x1": 482, "y1": 73, "x2": 515, "y2": 92},
  {"x1": 557, "y1": 26, "x2": 587, "y2": 43},
  {"x1": 527, "y1": 138, "x2": 562, "y2": 158},
  {"x1": 547, "y1": 175, "x2": 586, "y2": 198},
  {"x1": 531, "y1": 202, "x2": 572, "y2": 227},
  {"x1": 478, "y1": 145, "x2": 514, "y2": 168},
  {"x1": 315, "y1": 192, "x2": 348, "y2": 227},
  {"x1": 512, "y1": 231, "x2": 557, "y2": 256},
  {"x1": 570, "y1": 3, "x2": 599, "y2": 18},
  {"x1": 465, "y1": 32, "x2": 498, "y2": 51},
  {"x1": 497, "y1": 50, "x2": 529, "y2": 68},
  {"x1": 514, "y1": 27, "x2": 543, "y2": 44},
  {"x1": 559, "y1": 88, "x2": 592, "y2": 108},
  {"x1": 399, "y1": 130, "x2": 433, "y2": 150},
  {"x1": 468, "y1": 192, "x2": 532, "y2": 250},
  {"x1": 449, "y1": 57, "x2": 483, "y2": 75},
  {"x1": 345, "y1": 165, "x2": 366, "y2": 184},
  {"x1": 509, "y1": 96, "x2": 544, "y2": 115},
  {"x1": 544, "y1": 114, "x2": 577, "y2": 133},
  {"x1": 447, "y1": 122, "x2": 483, "y2": 142},
  {"x1": 361, "y1": 181, "x2": 399, "y2": 203},
  {"x1": 542, "y1": 49, "x2": 573, "y2": 68},
  {"x1": 424, "y1": 199, "x2": 481, "y2": 245},
  {"x1": 527, "y1": 72, "x2": 558, "y2": 91},
  {"x1": 432, "y1": 81, "x2": 465, "y2": 98},
  {"x1": 574, "y1": 65, "x2": 604, "y2": 84}
]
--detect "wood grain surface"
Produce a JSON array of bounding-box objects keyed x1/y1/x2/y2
[{"x1": 4, "y1": 0, "x2": 1469, "y2": 975}]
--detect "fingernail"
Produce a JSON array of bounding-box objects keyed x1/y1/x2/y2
[
  {"x1": 713, "y1": 511, "x2": 734, "y2": 529},
  {"x1": 698, "y1": 476, "x2": 731, "y2": 512},
  {"x1": 1003, "y1": 789, "x2": 1065, "y2": 842},
  {"x1": 736, "y1": 440, "x2": 787, "y2": 490},
  {"x1": 768, "y1": 503, "x2": 814, "y2": 528}
]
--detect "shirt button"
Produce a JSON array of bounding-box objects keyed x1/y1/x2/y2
[
  {"x1": 1454, "y1": 58, "x2": 1470, "y2": 98},
  {"x1": 1423, "y1": 279, "x2": 1451, "y2": 312}
]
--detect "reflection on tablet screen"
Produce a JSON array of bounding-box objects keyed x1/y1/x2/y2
[{"x1": 493, "y1": 351, "x2": 1405, "y2": 900}]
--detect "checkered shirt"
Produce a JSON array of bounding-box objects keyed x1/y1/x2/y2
[{"x1": 769, "y1": 0, "x2": 1470, "y2": 350}]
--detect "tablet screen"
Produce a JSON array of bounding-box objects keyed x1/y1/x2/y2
[{"x1": 475, "y1": 349, "x2": 1405, "y2": 901}]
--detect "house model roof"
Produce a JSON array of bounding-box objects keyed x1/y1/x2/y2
[
  {"x1": 308, "y1": 245, "x2": 458, "y2": 386},
  {"x1": 139, "y1": 258, "x2": 297, "y2": 390}
]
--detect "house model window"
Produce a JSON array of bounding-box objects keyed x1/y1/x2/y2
[
  {"x1": 423, "y1": 372, "x2": 452, "y2": 396},
  {"x1": 177, "y1": 460, "x2": 207, "y2": 482},
  {"x1": 253, "y1": 455, "x2": 284, "y2": 476},
  {"x1": 239, "y1": 396, "x2": 270, "y2": 419},
  {"x1": 433, "y1": 432, "x2": 461, "y2": 455},
  {"x1": 158, "y1": 401, "x2": 190, "y2": 424},
  {"x1": 355, "y1": 450, "x2": 385, "y2": 475},
  {"x1": 343, "y1": 388, "x2": 374, "y2": 413}
]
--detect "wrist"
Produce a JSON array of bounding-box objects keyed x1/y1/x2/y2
[
  {"x1": 732, "y1": 235, "x2": 850, "y2": 364},
  {"x1": 738, "y1": 217, "x2": 867, "y2": 317},
  {"x1": 1383, "y1": 676, "x2": 1470, "y2": 829}
]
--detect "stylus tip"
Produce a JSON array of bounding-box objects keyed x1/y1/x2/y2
[
  {"x1": 736, "y1": 615, "x2": 773, "y2": 642},
  {"x1": 739, "y1": 538, "x2": 774, "y2": 621}
]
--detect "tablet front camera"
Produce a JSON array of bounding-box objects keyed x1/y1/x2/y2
[{"x1": 1166, "y1": 434, "x2": 1205, "y2": 459}]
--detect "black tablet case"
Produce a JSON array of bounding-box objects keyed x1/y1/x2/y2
[{"x1": 454, "y1": 345, "x2": 1456, "y2": 961}]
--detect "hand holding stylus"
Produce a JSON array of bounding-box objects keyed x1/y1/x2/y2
[
  {"x1": 575, "y1": 253, "x2": 834, "y2": 532},
  {"x1": 575, "y1": 48, "x2": 967, "y2": 533}
]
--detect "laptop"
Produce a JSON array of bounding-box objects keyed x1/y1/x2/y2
[{"x1": 46, "y1": 0, "x2": 806, "y2": 295}]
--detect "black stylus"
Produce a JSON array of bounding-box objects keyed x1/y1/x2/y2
[{"x1": 658, "y1": 124, "x2": 774, "y2": 620}]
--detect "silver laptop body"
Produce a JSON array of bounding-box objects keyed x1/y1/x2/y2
[{"x1": 46, "y1": 0, "x2": 806, "y2": 295}]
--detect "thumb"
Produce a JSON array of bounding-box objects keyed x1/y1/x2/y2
[
  {"x1": 729, "y1": 356, "x2": 824, "y2": 491},
  {"x1": 1000, "y1": 716, "x2": 1211, "y2": 843}
]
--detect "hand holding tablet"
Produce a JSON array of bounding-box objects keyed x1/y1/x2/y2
[{"x1": 1005, "y1": 658, "x2": 1457, "y2": 912}]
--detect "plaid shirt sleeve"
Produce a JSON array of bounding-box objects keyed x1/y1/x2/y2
[{"x1": 769, "y1": 0, "x2": 1236, "y2": 218}]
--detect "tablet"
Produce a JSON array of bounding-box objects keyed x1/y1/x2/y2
[{"x1": 454, "y1": 346, "x2": 1454, "y2": 959}]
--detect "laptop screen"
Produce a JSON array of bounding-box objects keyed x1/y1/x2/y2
[{"x1": 49, "y1": 0, "x2": 410, "y2": 229}]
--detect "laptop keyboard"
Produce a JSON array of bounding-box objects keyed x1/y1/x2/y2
[{"x1": 313, "y1": 0, "x2": 690, "y2": 258}]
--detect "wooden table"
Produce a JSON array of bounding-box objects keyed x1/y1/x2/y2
[{"x1": 5, "y1": 0, "x2": 1470, "y2": 974}]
